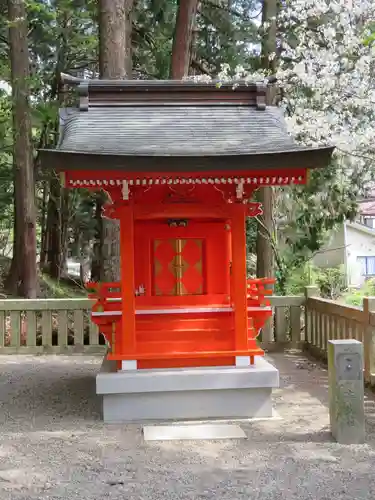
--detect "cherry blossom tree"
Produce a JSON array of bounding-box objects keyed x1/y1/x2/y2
[
  {"x1": 277, "y1": 0, "x2": 375, "y2": 176},
  {"x1": 274, "y1": 0, "x2": 375, "y2": 281},
  {"x1": 214, "y1": 1, "x2": 375, "y2": 171},
  {"x1": 201, "y1": 0, "x2": 375, "y2": 290}
]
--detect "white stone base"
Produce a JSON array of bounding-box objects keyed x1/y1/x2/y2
[{"x1": 96, "y1": 356, "x2": 279, "y2": 423}]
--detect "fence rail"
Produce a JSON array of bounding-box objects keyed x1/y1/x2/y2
[
  {"x1": 0, "y1": 296, "x2": 303, "y2": 355},
  {"x1": 304, "y1": 290, "x2": 375, "y2": 384},
  {"x1": 1, "y1": 291, "x2": 375, "y2": 385},
  {"x1": 266, "y1": 295, "x2": 305, "y2": 347},
  {"x1": 0, "y1": 299, "x2": 104, "y2": 355}
]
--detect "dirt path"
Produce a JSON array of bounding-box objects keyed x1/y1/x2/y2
[{"x1": 0, "y1": 353, "x2": 375, "y2": 500}]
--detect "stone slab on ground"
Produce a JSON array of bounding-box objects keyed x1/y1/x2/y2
[
  {"x1": 143, "y1": 423, "x2": 247, "y2": 441},
  {"x1": 1, "y1": 353, "x2": 375, "y2": 500}
]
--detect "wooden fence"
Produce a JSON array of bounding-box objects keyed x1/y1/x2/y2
[
  {"x1": 0, "y1": 299, "x2": 104, "y2": 355},
  {"x1": 304, "y1": 287, "x2": 375, "y2": 384},
  {"x1": 1, "y1": 290, "x2": 375, "y2": 385},
  {"x1": 0, "y1": 296, "x2": 303, "y2": 355}
]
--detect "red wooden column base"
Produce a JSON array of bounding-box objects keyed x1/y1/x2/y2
[
  {"x1": 117, "y1": 204, "x2": 136, "y2": 362},
  {"x1": 230, "y1": 203, "x2": 263, "y2": 362}
]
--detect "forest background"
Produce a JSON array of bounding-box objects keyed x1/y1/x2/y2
[{"x1": 0, "y1": 0, "x2": 374, "y2": 300}]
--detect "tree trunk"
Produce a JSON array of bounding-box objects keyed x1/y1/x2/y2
[
  {"x1": 39, "y1": 179, "x2": 49, "y2": 267},
  {"x1": 260, "y1": 0, "x2": 278, "y2": 74},
  {"x1": 60, "y1": 187, "x2": 70, "y2": 278},
  {"x1": 99, "y1": 0, "x2": 133, "y2": 79},
  {"x1": 170, "y1": 0, "x2": 199, "y2": 79},
  {"x1": 256, "y1": 0, "x2": 278, "y2": 341},
  {"x1": 43, "y1": 7, "x2": 70, "y2": 281},
  {"x1": 46, "y1": 174, "x2": 62, "y2": 279},
  {"x1": 256, "y1": 189, "x2": 274, "y2": 278},
  {"x1": 6, "y1": 0, "x2": 37, "y2": 298},
  {"x1": 256, "y1": 0, "x2": 277, "y2": 282},
  {"x1": 91, "y1": 193, "x2": 104, "y2": 282},
  {"x1": 98, "y1": 0, "x2": 134, "y2": 283}
]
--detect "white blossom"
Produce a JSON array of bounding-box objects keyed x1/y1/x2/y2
[
  {"x1": 191, "y1": 2, "x2": 375, "y2": 190},
  {"x1": 276, "y1": 0, "x2": 375, "y2": 172},
  {"x1": 281, "y1": 5, "x2": 372, "y2": 186}
]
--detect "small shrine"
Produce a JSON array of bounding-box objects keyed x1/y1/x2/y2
[{"x1": 40, "y1": 79, "x2": 333, "y2": 422}]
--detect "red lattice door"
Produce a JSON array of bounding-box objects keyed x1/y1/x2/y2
[{"x1": 153, "y1": 238, "x2": 204, "y2": 296}]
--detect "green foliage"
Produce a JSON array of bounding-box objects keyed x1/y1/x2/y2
[
  {"x1": 315, "y1": 266, "x2": 346, "y2": 300},
  {"x1": 363, "y1": 22, "x2": 375, "y2": 46},
  {"x1": 280, "y1": 264, "x2": 315, "y2": 296},
  {"x1": 196, "y1": 0, "x2": 261, "y2": 76},
  {"x1": 0, "y1": 0, "x2": 372, "y2": 297},
  {"x1": 343, "y1": 279, "x2": 375, "y2": 307},
  {"x1": 0, "y1": 93, "x2": 13, "y2": 224},
  {"x1": 280, "y1": 162, "x2": 359, "y2": 270},
  {"x1": 246, "y1": 216, "x2": 257, "y2": 253},
  {"x1": 274, "y1": 264, "x2": 346, "y2": 299},
  {"x1": 133, "y1": 0, "x2": 177, "y2": 78},
  {"x1": 270, "y1": 157, "x2": 360, "y2": 294},
  {"x1": 40, "y1": 273, "x2": 87, "y2": 298}
]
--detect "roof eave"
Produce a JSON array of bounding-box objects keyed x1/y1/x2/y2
[{"x1": 38, "y1": 146, "x2": 335, "y2": 173}]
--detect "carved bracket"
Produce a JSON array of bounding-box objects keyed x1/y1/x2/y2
[
  {"x1": 247, "y1": 202, "x2": 263, "y2": 217},
  {"x1": 122, "y1": 180, "x2": 130, "y2": 200}
]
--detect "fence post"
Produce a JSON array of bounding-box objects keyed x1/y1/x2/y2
[
  {"x1": 275, "y1": 306, "x2": 288, "y2": 343},
  {"x1": 304, "y1": 286, "x2": 319, "y2": 345},
  {"x1": 362, "y1": 297, "x2": 375, "y2": 384},
  {"x1": 290, "y1": 305, "x2": 302, "y2": 346}
]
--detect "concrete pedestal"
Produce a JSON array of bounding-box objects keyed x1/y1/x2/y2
[{"x1": 96, "y1": 356, "x2": 279, "y2": 423}]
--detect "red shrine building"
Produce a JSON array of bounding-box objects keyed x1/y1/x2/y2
[{"x1": 40, "y1": 79, "x2": 333, "y2": 422}]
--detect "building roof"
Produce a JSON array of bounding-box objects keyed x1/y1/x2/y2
[
  {"x1": 39, "y1": 79, "x2": 334, "y2": 173},
  {"x1": 358, "y1": 199, "x2": 375, "y2": 216},
  {"x1": 345, "y1": 221, "x2": 375, "y2": 237}
]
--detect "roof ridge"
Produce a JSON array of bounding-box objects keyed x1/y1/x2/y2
[{"x1": 73, "y1": 79, "x2": 268, "y2": 112}]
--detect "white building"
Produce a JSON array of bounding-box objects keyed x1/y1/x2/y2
[{"x1": 313, "y1": 196, "x2": 375, "y2": 287}]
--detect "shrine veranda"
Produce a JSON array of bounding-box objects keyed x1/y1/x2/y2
[{"x1": 40, "y1": 79, "x2": 334, "y2": 422}]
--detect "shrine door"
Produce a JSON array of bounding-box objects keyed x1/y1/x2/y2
[
  {"x1": 134, "y1": 221, "x2": 230, "y2": 302},
  {"x1": 153, "y1": 238, "x2": 204, "y2": 296}
]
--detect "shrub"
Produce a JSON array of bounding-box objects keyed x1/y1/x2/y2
[
  {"x1": 343, "y1": 278, "x2": 375, "y2": 307},
  {"x1": 315, "y1": 266, "x2": 346, "y2": 299},
  {"x1": 283, "y1": 264, "x2": 317, "y2": 295}
]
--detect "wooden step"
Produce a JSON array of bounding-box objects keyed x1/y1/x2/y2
[
  {"x1": 137, "y1": 328, "x2": 233, "y2": 343},
  {"x1": 137, "y1": 339, "x2": 235, "y2": 354},
  {"x1": 108, "y1": 347, "x2": 263, "y2": 361},
  {"x1": 136, "y1": 316, "x2": 233, "y2": 332},
  {"x1": 138, "y1": 357, "x2": 236, "y2": 369}
]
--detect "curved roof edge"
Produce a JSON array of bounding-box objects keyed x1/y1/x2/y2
[{"x1": 39, "y1": 146, "x2": 335, "y2": 173}]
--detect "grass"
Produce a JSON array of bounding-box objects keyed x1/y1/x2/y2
[
  {"x1": 0, "y1": 255, "x2": 87, "y2": 299},
  {"x1": 39, "y1": 274, "x2": 88, "y2": 299},
  {"x1": 341, "y1": 279, "x2": 375, "y2": 308}
]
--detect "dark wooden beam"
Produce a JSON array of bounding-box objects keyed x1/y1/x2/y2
[{"x1": 39, "y1": 147, "x2": 334, "y2": 173}]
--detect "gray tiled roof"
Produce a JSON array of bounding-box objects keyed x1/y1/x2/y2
[{"x1": 58, "y1": 105, "x2": 302, "y2": 156}]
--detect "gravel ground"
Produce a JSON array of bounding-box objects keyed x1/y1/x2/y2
[{"x1": 1, "y1": 353, "x2": 375, "y2": 500}]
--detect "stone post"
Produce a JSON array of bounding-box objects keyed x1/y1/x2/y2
[
  {"x1": 304, "y1": 286, "x2": 319, "y2": 344},
  {"x1": 328, "y1": 339, "x2": 365, "y2": 444}
]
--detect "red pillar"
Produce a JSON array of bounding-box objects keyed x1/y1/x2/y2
[
  {"x1": 119, "y1": 204, "x2": 136, "y2": 357},
  {"x1": 230, "y1": 204, "x2": 249, "y2": 352}
]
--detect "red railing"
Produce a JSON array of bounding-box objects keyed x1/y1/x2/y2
[
  {"x1": 86, "y1": 278, "x2": 275, "y2": 309},
  {"x1": 247, "y1": 278, "x2": 274, "y2": 306},
  {"x1": 86, "y1": 278, "x2": 275, "y2": 365}
]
